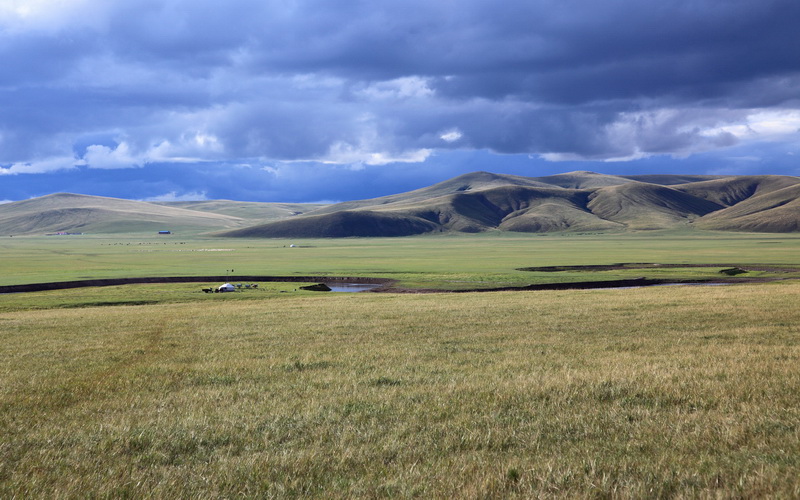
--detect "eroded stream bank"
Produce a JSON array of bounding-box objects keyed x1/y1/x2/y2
[{"x1": 2, "y1": 273, "x2": 792, "y2": 295}]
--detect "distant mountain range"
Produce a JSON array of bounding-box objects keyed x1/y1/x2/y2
[{"x1": 1, "y1": 171, "x2": 799, "y2": 236}]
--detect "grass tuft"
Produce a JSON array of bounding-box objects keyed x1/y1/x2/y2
[{"x1": 370, "y1": 376, "x2": 402, "y2": 387}]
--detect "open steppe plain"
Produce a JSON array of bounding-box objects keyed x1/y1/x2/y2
[{"x1": 2, "y1": 231, "x2": 800, "y2": 497}]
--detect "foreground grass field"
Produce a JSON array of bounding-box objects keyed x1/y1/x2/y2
[{"x1": 2, "y1": 281, "x2": 799, "y2": 497}]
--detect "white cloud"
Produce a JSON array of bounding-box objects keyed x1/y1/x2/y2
[
  {"x1": 143, "y1": 191, "x2": 208, "y2": 202},
  {"x1": 538, "y1": 107, "x2": 798, "y2": 162},
  {"x1": 192, "y1": 132, "x2": 222, "y2": 150},
  {"x1": 146, "y1": 131, "x2": 225, "y2": 163},
  {"x1": 358, "y1": 76, "x2": 435, "y2": 100},
  {"x1": 260, "y1": 165, "x2": 279, "y2": 175},
  {"x1": 84, "y1": 137, "x2": 222, "y2": 169},
  {"x1": 0, "y1": 155, "x2": 83, "y2": 175},
  {"x1": 322, "y1": 141, "x2": 431, "y2": 166},
  {"x1": 0, "y1": 0, "x2": 102, "y2": 32},
  {"x1": 699, "y1": 110, "x2": 800, "y2": 141},
  {"x1": 440, "y1": 128, "x2": 463, "y2": 142},
  {"x1": 83, "y1": 142, "x2": 140, "y2": 169}
]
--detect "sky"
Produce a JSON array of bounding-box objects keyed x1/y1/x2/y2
[{"x1": 1, "y1": 0, "x2": 799, "y2": 203}]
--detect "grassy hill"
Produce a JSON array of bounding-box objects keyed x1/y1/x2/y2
[
  {"x1": 0, "y1": 194, "x2": 332, "y2": 236},
  {"x1": 306, "y1": 171, "x2": 552, "y2": 216},
  {"x1": 0, "y1": 193, "x2": 321, "y2": 235},
  {"x1": 622, "y1": 174, "x2": 723, "y2": 185},
  {"x1": 586, "y1": 183, "x2": 724, "y2": 230},
  {"x1": 219, "y1": 171, "x2": 800, "y2": 237},
  {"x1": 0, "y1": 193, "x2": 243, "y2": 235},
  {"x1": 671, "y1": 175, "x2": 800, "y2": 207},
  {"x1": 155, "y1": 200, "x2": 326, "y2": 221},
  {"x1": 692, "y1": 183, "x2": 800, "y2": 232},
  {"x1": 529, "y1": 170, "x2": 633, "y2": 189},
  {"x1": 222, "y1": 210, "x2": 440, "y2": 238},
  {"x1": 3, "y1": 171, "x2": 799, "y2": 237},
  {"x1": 390, "y1": 185, "x2": 618, "y2": 233}
]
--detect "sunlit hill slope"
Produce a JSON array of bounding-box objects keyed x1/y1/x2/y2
[{"x1": 0, "y1": 194, "x2": 321, "y2": 235}]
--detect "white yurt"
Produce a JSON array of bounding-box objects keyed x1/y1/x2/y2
[{"x1": 217, "y1": 283, "x2": 236, "y2": 292}]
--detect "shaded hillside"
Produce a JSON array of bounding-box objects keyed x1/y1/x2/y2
[
  {"x1": 401, "y1": 186, "x2": 621, "y2": 233},
  {"x1": 672, "y1": 175, "x2": 800, "y2": 207},
  {"x1": 221, "y1": 210, "x2": 439, "y2": 238},
  {"x1": 498, "y1": 202, "x2": 625, "y2": 232},
  {"x1": 218, "y1": 182, "x2": 630, "y2": 237},
  {"x1": 219, "y1": 171, "x2": 799, "y2": 237},
  {"x1": 0, "y1": 193, "x2": 244, "y2": 235},
  {"x1": 693, "y1": 183, "x2": 800, "y2": 232},
  {"x1": 587, "y1": 183, "x2": 724, "y2": 229}
]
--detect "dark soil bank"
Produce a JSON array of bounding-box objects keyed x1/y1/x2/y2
[{"x1": 517, "y1": 263, "x2": 799, "y2": 273}]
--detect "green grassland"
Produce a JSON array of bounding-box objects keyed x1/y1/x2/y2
[
  {"x1": 2, "y1": 230, "x2": 800, "y2": 497},
  {"x1": 2, "y1": 229, "x2": 799, "y2": 289}
]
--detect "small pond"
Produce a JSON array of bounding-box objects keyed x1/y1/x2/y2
[{"x1": 326, "y1": 283, "x2": 383, "y2": 292}]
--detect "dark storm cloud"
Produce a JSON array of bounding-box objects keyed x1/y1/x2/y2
[
  {"x1": 0, "y1": 0, "x2": 798, "y2": 200},
  {"x1": 232, "y1": 0, "x2": 800, "y2": 104}
]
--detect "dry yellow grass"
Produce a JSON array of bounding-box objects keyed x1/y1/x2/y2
[{"x1": 1, "y1": 282, "x2": 799, "y2": 497}]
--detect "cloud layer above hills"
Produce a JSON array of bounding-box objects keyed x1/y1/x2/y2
[{"x1": 1, "y1": 0, "x2": 798, "y2": 201}]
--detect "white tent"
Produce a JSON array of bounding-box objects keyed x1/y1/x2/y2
[{"x1": 217, "y1": 283, "x2": 236, "y2": 292}]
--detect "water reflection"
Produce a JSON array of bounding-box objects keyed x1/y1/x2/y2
[{"x1": 326, "y1": 283, "x2": 383, "y2": 292}]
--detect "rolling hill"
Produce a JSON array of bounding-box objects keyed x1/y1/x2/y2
[
  {"x1": 692, "y1": 183, "x2": 800, "y2": 232},
  {"x1": 0, "y1": 193, "x2": 244, "y2": 235},
  {"x1": 671, "y1": 175, "x2": 800, "y2": 207},
  {"x1": 222, "y1": 210, "x2": 440, "y2": 238},
  {"x1": 586, "y1": 183, "x2": 724, "y2": 230},
  {"x1": 154, "y1": 200, "x2": 326, "y2": 221},
  {"x1": 0, "y1": 193, "x2": 325, "y2": 235},
  {"x1": 217, "y1": 171, "x2": 800, "y2": 237},
  {"x1": 2, "y1": 171, "x2": 798, "y2": 236}
]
